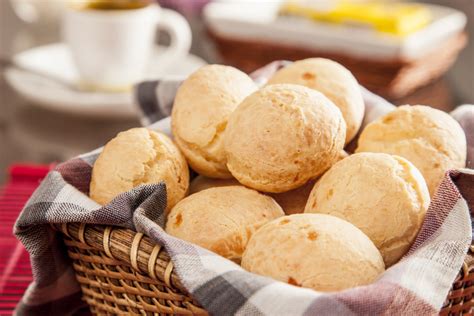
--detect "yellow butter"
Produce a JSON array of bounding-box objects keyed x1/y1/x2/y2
[{"x1": 280, "y1": 1, "x2": 432, "y2": 36}]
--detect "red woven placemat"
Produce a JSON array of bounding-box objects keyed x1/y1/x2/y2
[{"x1": 0, "y1": 165, "x2": 51, "y2": 315}]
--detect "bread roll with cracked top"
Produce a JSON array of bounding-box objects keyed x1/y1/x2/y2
[
  {"x1": 241, "y1": 214, "x2": 385, "y2": 291},
  {"x1": 267, "y1": 58, "x2": 364, "y2": 143},
  {"x1": 90, "y1": 128, "x2": 189, "y2": 210},
  {"x1": 166, "y1": 186, "x2": 284, "y2": 261},
  {"x1": 356, "y1": 105, "x2": 467, "y2": 195},
  {"x1": 305, "y1": 152, "x2": 430, "y2": 266},
  {"x1": 224, "y1": 84, "x2": 346, "y2": 193},
  {"x1": 172, "y1": 65, "x2": 257, "y2": 179}
]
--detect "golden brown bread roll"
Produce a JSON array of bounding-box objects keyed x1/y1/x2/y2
[
  {"x1": 172, "y1": 65, "x2": 257, "y2": 179},
  {"x1": 305, "y1": 152, "x2": 430, "y2": 266},
  {"x1": 356, "y1": 105, "x2": 467, "y2": 195},
  {"x1": 166, "y1": 186, "x2": 284, "y2": 262},
  {"x1": 267, "y1": 58, "x2": 364, "y2": 144},
  {"x1": 241, "y1": 214, "x2": 385, "y2": 291},
  {"x1": 224, "y1": 84, "x2": 346, "y2": 193},
  {"x1": 90, "y1": 128, "x2": 189, "y2": 210}
]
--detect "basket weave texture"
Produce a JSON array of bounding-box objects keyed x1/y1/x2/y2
[
  {"x1": 55, "y1": 223, "x2": 207, "y2": 315},
  {"x1": 207, "y1": 31, "x2": 467, "y2": 100},
  {"x1": 55, "y1": 222, "x2": 473, "y2": 315}
]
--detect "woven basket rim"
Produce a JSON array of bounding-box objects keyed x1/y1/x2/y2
[
  {"x1": 53, "y1": 222, "x2": 188, "y2": 294},
  {"x1": 54, "y1": 222, "x2": 474, "y2": 315}
]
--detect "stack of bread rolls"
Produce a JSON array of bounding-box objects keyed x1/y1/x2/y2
[{"x1": 89, "y1": 59, "x2": 467, "y2": 292}]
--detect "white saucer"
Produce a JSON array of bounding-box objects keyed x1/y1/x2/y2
[{"x1": 5, "y1": 43, "x2": 207, "y2": 118}]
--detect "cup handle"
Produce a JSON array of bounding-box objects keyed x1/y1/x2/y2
[{"x1": 154, "y1": 8, "x2": 192, "y2": 64}]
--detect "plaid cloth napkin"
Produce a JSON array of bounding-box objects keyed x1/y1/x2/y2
[{"x1": 14, "y1": 62, "x2": 474, "y2": 315}]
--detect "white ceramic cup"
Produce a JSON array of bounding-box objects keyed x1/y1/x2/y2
[{"x1": 62, "y1": 4, "x2": 192, "y2": 91}]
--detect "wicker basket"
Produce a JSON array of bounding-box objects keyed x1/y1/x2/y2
[
  {"x1": 207, "y1": 30, "x2": 467, "y2": 101},
  {"x1": 54, "y1": 222, "x2": 473, "y2": 315}
]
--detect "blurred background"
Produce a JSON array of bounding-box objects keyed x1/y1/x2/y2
[{"x1": 0, "y1": 0, "x2": 472, "y2": 184}]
